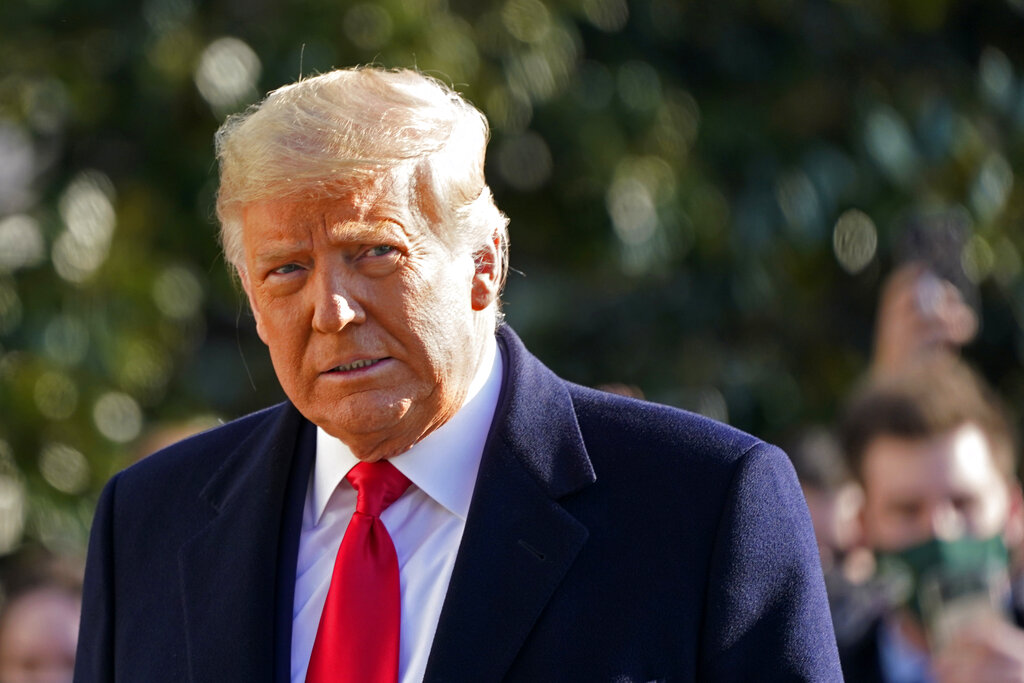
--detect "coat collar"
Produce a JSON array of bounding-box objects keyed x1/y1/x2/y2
[
  {"x1": 178, "y1": 402, "x2": 313, "y2": 683},
  {"x1": 423, "y1": 325, "x2": 596, "y2": 682}
]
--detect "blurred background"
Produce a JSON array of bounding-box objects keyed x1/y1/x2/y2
[{"x1": 1, "y1": 0, "x2": 1024, "y2": 560}]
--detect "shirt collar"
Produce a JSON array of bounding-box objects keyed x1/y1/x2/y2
[{"x1": 312, "y1": 335, "x2": 502, "y2": 524}]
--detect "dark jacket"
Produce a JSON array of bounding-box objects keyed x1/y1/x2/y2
[{"x1": 75, "y1": 326, "x2": 841, "y2": 682}]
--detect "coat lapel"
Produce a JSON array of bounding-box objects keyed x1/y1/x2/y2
[
  {"x1": 423, "y1": 327, "x2": 596, "y2": 682},
  {"x1": 178, "y1": 403, "x2": 310, "y2": 683}
]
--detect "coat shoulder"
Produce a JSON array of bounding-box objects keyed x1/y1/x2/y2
[
  {"x1": 113, "y1": 402, "x2": 294, "y2": 503},
  {"x1": 566, "y1": 382, "x2": 766, "y2": 466}
]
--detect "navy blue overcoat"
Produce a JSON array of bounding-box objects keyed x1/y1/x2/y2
[{"x1": 75, "y1": 326, "x2": 842, "y2": 682}]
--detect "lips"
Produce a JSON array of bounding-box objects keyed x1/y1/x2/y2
[{"x1": 326, "y1": 358, "x2": 387, "y2": 373}]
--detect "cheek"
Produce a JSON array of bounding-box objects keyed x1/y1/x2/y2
[
  {"x1": 973, "y1": 487, "x2": 1010, "y2": 536},
  {"x1": 863, "y1": 500, "x2": 916, "y2": 549},
  {"x1": 402, "y1": 274, "x2": 474, "y2": 356},
  {"x1": 258, "y1": 300, "x2": 310, "y2": 364}
]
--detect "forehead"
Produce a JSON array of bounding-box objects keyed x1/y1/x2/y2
[
  {"x1": 241, "y1": 175, "x2": 423, "y2": 243},
  {"x1": 861, "y1": 423, "x2": 1005, "y2": 500}
]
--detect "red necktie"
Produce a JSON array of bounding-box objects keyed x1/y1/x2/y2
[{"x1": 306, "y1": 460, "x2": 412, "y2": 683}]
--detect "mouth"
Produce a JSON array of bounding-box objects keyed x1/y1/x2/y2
[{"x1": 326, "y1": 358, "x2": 388, "y2": 373}]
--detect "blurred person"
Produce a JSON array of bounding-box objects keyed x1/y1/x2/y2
[
  {"x1": 837, "y1": 356, "x2": 1024, "y2": 682},
  {"x1": 788, "y1": 427, "x2": 879, "y2": 645},
  {"x1": 74, "y1": 66, "x2": 840, "y2": 682},
  {"x1": 788, "y1": 427, "x2": 865, "y2": 576},
  {"x1": 0, "y1": 575, "x2": 81, "y2": 683}
]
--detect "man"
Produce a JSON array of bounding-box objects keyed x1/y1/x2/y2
[
  {"x1": 0, "y1": 577, "x2": 80, "y2": 683},
  {"x1": 74, "y1": 66, "x2": 840, "y2": 682},
  {"x1": 838, "y1": 356, "x2": 1024, "y2": 682}
]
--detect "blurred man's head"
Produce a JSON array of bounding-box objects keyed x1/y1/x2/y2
[
  {"x1": 840, "y1": 357, "x2": 1021, "y2": 554},
  {"x1": 787, "y1": 427, "x2": 864, "y2": 571},
  {"x1": 0, "y1": 581, "x2": 81, "y2": 683}
]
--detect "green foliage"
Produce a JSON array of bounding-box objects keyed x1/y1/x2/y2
[{"x1": 2, "y1": 0, "x2": 1023, "y2": 555}]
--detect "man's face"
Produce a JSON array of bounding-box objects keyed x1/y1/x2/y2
[
  {"x1": 238, "y1": 172, "x2": 499, "y2": 461},
  {"x1": 860, "y1": 422, "x2": 1013, "y2": 552},
  {"x1": 0, "y1": 588, "x2": 79, "y2": 683}
]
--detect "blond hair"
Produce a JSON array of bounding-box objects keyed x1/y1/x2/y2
[{"x1": 214, "y1": 66, "x2": 509, "y2": 289}]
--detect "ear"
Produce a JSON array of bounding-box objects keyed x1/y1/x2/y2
[
  {"x1": 237, "y1": 266, "x2": 269, "y2": 345},
  {"x1": 470, "y1": 232, "x2": 502, "y2": 312}
]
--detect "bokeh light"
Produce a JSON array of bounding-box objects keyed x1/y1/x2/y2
[
  {"x1": 153, "y1": 264, "x2": 204, "y2": 320},
  {"x1": 607, "y1": 157, "x2": 675, "y2": 275},
  {"x1": 93, "y1": 391, "x2": 144, "y2": 443},
  {"x1": 0, "y1": 440, "x2": 25, "y2": 554},
  {"x1": 53, "y1": 170, "x2": 117, "y2": 284},
  {"x1": 617, "y1": 61, "x2": 662, "y2": 111},
  {"x1": 21, "y1": 78, "x2": 71, "y2": 135},
  {"x1": 833, "y1": 209, "x2": 878, "y2": 274},
  {"x1": 485, "y1": 85, "x2": 534, "y2": 132},
  {"x1": 0, "y1": 121, "x2": 36, "y2": 213},
  {"x1": 33, "y1": 371, "x2": 79, "y2": 421},
  {"x1": 650, "y1": 92, "x2": 700, "y2": 160},
  {"x1": 43, "y1": 314, "x2": 90, "y2": 367},
  {"x1": 992, "y1": 236, "x2": 1022, "y2": 285},
  {"x1": 39, "y1": 442, "x2": 91, "y2": 495},
  {"x1": 0, "y1": 277, "x2": 23, "y2": 336},
  {"x1": 609, "y1": 177, "x2": 657, "y2": 245},
  {"x1": 424, "y1": 16, "x2": 481, "y2": 84},
  {"x1": 963, "y1": 233, "x2": 995, "y2": 283},
  {"x1": 194, "y1": 37, "x2": 261, "y2": 115},
  {"x1": 696, "y1": 386, "x2": 729, "y2": 423},
  {"x1": 344, "y1": 3, "x2": 394, "y2": 50},
  {"x1": 115, "y1": 340, "x2": 172, "y2": 397},
  {"x1": 502, "y1": 0, "x2": 552, "y2": 43},
  {"x1": 970, "y1": 152, "x2": 1013, "y2": 223},
  {"x1": 776, "y1": 171, "x2": 823, "y2": 243},
  {"x1": 0, "y1": 214, "x2": 45, "y2": 272},
  {"x1": 582, "y1": 0, "x2": 629, "y2": 32},
  {"x1": 143, "y1": 0, "x2": 195, "y2": 32},
  {"x1": 864, "y1": 105, "x2": 919, "y2": 187},
  {"x1": 147, "y1": 26, "x2": 201, "y2": 82},
  {"x1": 979, "y1": 46, "x2": 1015, "y2": 112}
]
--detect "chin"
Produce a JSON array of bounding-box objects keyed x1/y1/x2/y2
[{"x1": 313, "y1": 392, "x2": 413, "y2": 435}]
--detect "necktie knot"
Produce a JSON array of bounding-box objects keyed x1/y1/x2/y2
[{"x1": 346, "y1": 460, "x2": 411, "y2": 517}]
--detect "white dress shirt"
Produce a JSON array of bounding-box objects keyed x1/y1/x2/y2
[{"x1": 291, "y1": 337, "x2": 502, "y2": 683}]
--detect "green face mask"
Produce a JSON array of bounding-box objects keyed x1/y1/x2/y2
[{"x1": 875, "y1": 535, "x2": 1010, "y2": 623}]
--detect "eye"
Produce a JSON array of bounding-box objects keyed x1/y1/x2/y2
[
  {"x1": 272, "y1": 263, "x2": 304, "y2": 275},
  {"x1": 891, "y1": 501, "x2": 922, "y2": 521},
  {"x1": 366, "y1": 245, "x2": 396, "y2": 257},
  {"x1": 951, "y1": 495, "x2": 978, "y2": 514}
]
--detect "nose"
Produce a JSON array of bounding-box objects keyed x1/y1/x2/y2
[{"x1": 311, "y1": 269, "x2": 365, "y2": 333}]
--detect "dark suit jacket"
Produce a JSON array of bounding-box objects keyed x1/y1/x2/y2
[{"x1": 74, "y1": 326, "x2": 841, "y2": 682}]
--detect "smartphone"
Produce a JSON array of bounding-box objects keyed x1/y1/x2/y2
[{"x1": 895, "y1": 209, "x2": 980, "y2": 314}]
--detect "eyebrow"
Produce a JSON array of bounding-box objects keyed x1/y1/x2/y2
[
  {"x1": 252, "y1": 241, "x2": 309, "y2": 265},
  {"x1": 251, "y1": 219, "x2": 405, "y2": 264},
  {"x1": 325, "y1": 218, "x2": 404, "y2": 242}
]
